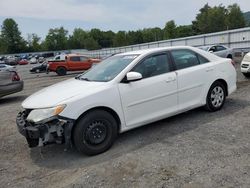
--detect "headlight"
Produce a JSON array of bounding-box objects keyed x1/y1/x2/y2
[{"x1": 27, "y1": 104, "x2": 66, "y2": 123}]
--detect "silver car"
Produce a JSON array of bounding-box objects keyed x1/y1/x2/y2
[
  {"x1": 0, "y1": 64, "x2": 16, "y2": 71},
  {"x1": 0, "y1": 69, "x2": 23, "y2": 98},
  {"x1": 199, "y1": 45, "x2": 233, "y2": 59}
]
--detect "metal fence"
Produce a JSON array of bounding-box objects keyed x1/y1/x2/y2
[{"x1": 73, "y1": 27, "x2": 250, "y2": 58}]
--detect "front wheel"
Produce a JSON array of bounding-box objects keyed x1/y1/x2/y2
[
  {"x1": 205, "y1": 81, "x2": 226, "y2": 112},
  {"x1": 73, "y1": 110, "x2": 118, "y2": 155}
]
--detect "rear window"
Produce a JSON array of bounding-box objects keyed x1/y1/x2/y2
[{"x1": 70, "y1": 56, "x2": 80, "y2": 61}]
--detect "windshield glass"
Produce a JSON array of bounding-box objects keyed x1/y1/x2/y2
[{"x1": 78, "y1": 55, "x2": 138, "y2": 82}]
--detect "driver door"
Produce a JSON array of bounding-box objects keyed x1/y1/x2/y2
[{"x1": 118, "y1": 53, "x2": 178, "y2": 128}]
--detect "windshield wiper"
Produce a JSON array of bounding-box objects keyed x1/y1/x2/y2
[
  {"x1": 79, "y1": 77, "x2": 90, "y2": 81},
  {"x1": 75, "y1": 74, "x2": 81, "y2": 79}
]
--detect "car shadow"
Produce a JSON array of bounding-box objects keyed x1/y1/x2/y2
[
  {"x1": 29, "y1": 97, "x2": 250, "y2": 170},
  {"x1": 0, "y1": 95, "x2": 27, "y2": 105}
]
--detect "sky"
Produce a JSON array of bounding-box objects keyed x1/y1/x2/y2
[{"x1": 0, "y1": 0, "x2": 249, "y2": 40}]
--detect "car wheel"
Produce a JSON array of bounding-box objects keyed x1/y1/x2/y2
[
  {"x1": 36, "y1": 69, "x2": 40, "y2": 73},
  {"x1": 73, "y1": 110, "x2": 118, "y2": 156},
  {"x1": 56, "y1": 67, "x2": 66, "y2": 76},
  {"x1": 205, "y1": 81, "x2": 226, "y2": 112},
  {"x1": 227, "y1": 54, "x2": 233, "y2": 59},
  {"x1": 243, "y1": 73, "x2": 250, "y2": 78}
]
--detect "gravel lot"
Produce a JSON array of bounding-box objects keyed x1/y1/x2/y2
[{"x1": 0, "y1": 63, "x2": 249, "y2": 188}]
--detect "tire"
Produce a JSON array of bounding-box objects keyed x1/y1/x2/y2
[
  {"x1": 56, "y1": 67, "x2": 67, "y2": 76},
  {"x1": 243, "y1": 73, "x2": 250, "y2": 78},
  {"x1": 73, "y1": 110, "x2": 118, "y2": 155},
  {"x1": 205, "y1": 81, "x2": 226, "y2": 112},
  {"x1": 36, "y1": 69, "x2": 40, "y2": 73},
  {"x1": 227, "y1": 54, "x2": 233, "y2": 59}
]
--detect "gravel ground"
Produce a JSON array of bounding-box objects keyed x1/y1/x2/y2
[{"x1": 0, "y1": 63, "x2": 249, "y2": 188}]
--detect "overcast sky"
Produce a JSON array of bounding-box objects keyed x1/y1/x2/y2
[{"x1": 0, "y1": 0, "x2": 249, "y2": 39}]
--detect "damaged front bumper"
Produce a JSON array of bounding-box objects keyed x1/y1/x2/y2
[{"x1": 16, "y1": 110, "x2": 74, "y2": 149}]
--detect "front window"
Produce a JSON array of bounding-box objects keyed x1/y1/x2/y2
[
  {"x1": 77, "y1": 55, "x2": 138, "y2": 82},
  {"x1": 132, "y1": 54, "x2": 170, "y2": 78}
]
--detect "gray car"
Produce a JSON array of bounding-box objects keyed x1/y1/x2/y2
[
  {"x1": 0, "y1": 69, "x2": 23, "y2": 98},
  {"x1": 199, "y1": 45, "x2": 233, "y2": 59}
]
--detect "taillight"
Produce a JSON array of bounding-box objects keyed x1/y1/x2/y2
[{"x1": 12, "y1": 71, "x2": 20, "y2": 81}]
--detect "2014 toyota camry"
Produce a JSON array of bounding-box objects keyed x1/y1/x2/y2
[{"x1": 16, "y1": 46, "x2": 236, "y2": 155}]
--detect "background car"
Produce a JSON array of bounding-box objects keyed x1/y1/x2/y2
[
  {"x1": 30, "y1": 62, "x2": 48, "y2": 73},
  {"x1": 0, "y1": 69, "x2": 23, "y2": 98},
  {"x1": 29, "y1": 57, "x2": 37, "y2": 64},
  {"x1": 18, "y1": 59, "x2": 29, "y2": 65},
  {"x1": 199, "y1": 45, "x2": 233, "y2": 59},
  {"x1": 0, "y1": 64, "x2": 16, "y2": 71},
  {"x1": 5, "y1": 56, "x2": 18, "y2": 65},
  {"x1": 48, "y1": 54, "x2": 100, "y2": 75},
  {"x1": 240, "y1": 52, "x2": 250, "y2": 78}
]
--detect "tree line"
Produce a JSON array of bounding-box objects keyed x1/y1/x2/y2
[{"x1": 0, "y1": 3, "x2": 247, "y2": 54}]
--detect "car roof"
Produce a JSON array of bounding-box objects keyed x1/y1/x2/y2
[{"x1": 115, "y1": 46, "x2": 199, "y2": 56}]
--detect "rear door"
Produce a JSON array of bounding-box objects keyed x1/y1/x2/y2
[{"x1": 170, "y1": 49, "x2": 214, "y2": 110}]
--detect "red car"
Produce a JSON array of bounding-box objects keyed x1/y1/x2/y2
[
  {"x1": 18, "y1": 59, "x2": 29, "y2": 65},
  {"x1": 48, "y1": 54, "x2": 100, "y2": 76}
]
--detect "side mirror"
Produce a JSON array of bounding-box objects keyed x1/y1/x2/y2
[
  {"x1": 126, "y1": 72, "x2": 142, "y2": 82},
  {"x1": 209, "y1": 50, "x2": 214, "y2": 53}
]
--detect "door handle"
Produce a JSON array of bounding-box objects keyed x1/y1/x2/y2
[{"x1": 165, "y1": 77, "x2": 176, "y2": 83}]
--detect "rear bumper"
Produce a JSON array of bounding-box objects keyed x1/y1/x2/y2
[
  {"x1": 241, "y1": 61, "x2": 250, "y2": 73},
  {"x1": 16, "y1": 110, "x2": 74, "y2": 148}
]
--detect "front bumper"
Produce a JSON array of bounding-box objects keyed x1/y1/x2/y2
[
  {"x1": 16, "y1": 110, "x2": 74, "y2": 148},
  {"x1": 241, "y1": 61, "x2": 250, "y2": 73}
]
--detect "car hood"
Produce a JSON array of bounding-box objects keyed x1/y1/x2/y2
[{"x1": 22, "y1": 78, "x2": 106, "y2": 109}]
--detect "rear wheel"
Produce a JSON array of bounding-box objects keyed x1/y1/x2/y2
[
  {"x1": 205, "y1": 81, "x2": 226, "y2": 112},
  {"x1": 73, "y1": 110, "x2": 118, "y2": 155},
  {"x1": 56, "y1": 67, "x2": 67, "y2": 76},
  {"x1": 243, "y1": 73, "x2": 250, "y2": 78}
]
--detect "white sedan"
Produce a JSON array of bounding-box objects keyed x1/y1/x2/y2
[
  {"x1": 240, "y1": 52, "x2": 250, "y2": 78},
  {"x1": 16, "y1": 46, "x2": 237, "y2": 155}
]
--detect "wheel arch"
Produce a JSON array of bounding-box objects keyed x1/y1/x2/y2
[
  {"x1": 226, "y1": 54, "x2": 233, "y2": 59},
  {"x1": 211, "y1": 79, "x2": 228, "y2": 96},
  {"x1": 71, "y1": 106, "x2": 121, "y2": 140}
]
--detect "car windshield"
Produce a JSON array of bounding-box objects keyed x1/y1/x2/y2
[
  {"x1": 77, "y1": 55, "x2": 138, "y2": 82},
  {"x1": 198, "y1": 46, "x2": 209, "y2": 51}
]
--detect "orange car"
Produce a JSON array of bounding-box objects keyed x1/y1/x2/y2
[{"x1": 48, "y1": 54, "x2": 101, "y2": 76}]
